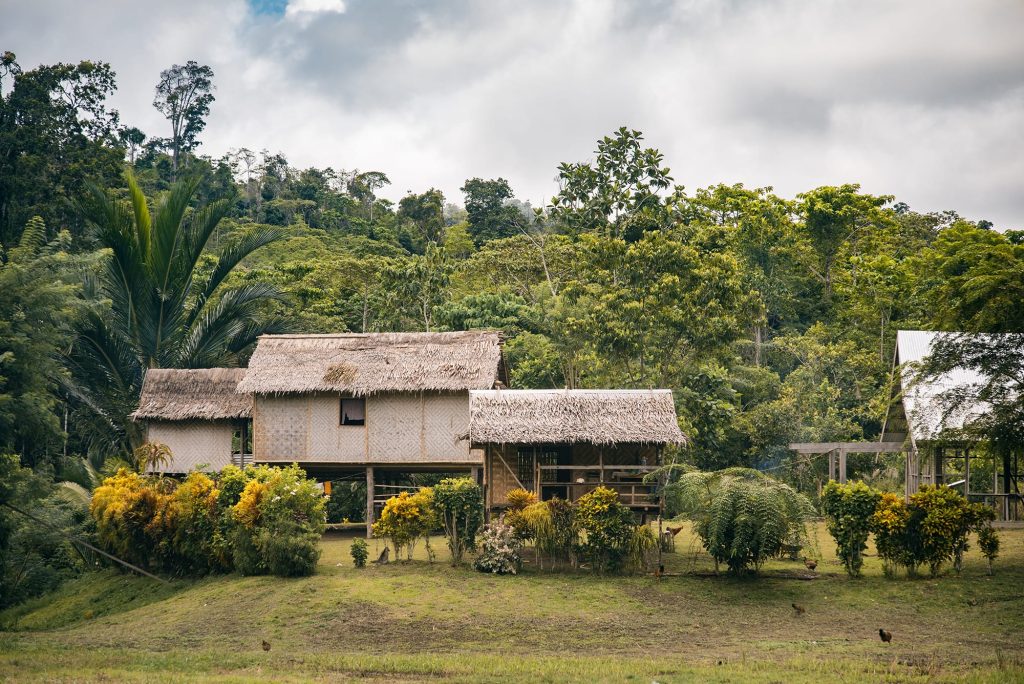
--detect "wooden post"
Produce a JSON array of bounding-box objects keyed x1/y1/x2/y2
[
  {"x1": 828, "y1": 452, "x2": 836, "y2": 481},
  {"x1": 964, "y1": 446, "x2": 970, "y2": 500},
  {"x1": 365, "y1": 466, "x2": 375, "y2": 539},
  {"x1": 838, "y1": 448, "x2": 847, "y2": 485}
]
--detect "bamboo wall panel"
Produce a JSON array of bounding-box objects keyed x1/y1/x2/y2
[
  {"x1": 424, "y1": 393, "x2": 473, "y2": 462},
  {"x1": 367, "y1": 394, "x2": 420, "y2": 462},
  {"x1": 308, "y1": 395, "x2": 340, "y2": 460},
  {"x1": 254, "y1": 396, "x2": 307, "y2": 460},
  {"x1": 147, "y1": 421, "x2": 234, "y2": 473}
]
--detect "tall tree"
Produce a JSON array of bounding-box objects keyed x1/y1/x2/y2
[
  {"x1": 153, "y1": 61, "x2": 215, "y2": 176},
  {"x1": 397, "y1": 189, "x2": 445, "y2": 252},
  {"x1": 0, "y1": 52, "x2": 123, "y2": 246},
  {"x1": 68, "y1": 171, "x2": 286, "y2": 462},
  {"x1": 551, "y1": 127, "x2": 674, "y2": 239},
  {"x1": 460, "y1": 177, "x2": 524, "y2": 245},
  {"x1": 795, "y1": 184, "x2": 894, "y2": 305}
]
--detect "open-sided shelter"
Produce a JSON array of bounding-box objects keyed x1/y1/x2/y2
[
  {"x1": 469, "y1": 389, "x2": 686, "y2": 513},
  {"x1": 882, "y1": 330, "x2": 1022, "y2": 519}
]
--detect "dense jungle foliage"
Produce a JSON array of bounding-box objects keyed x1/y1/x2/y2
[{"x1": 2, "y1": 51, "x2": 1023, "y2": 586}]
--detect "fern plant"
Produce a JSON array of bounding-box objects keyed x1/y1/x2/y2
[{"x1": 667, "y1": 468, "x2": 813, "y2": 574}]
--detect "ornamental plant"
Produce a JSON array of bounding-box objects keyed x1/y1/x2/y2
[
  {"x1": 230, "y1": 464, "x2": 326, "y2": 576},
  {"x1": 90, "y1": 468, "x2": 164, "y2": 569},
  {"x1": 821, "y1": 480, "x2": 881, "y2": 577},
  {"x1": 148, "y1": 471, "x2": 224, "y2": 575},
  {"x1": 574, "y1": 486, "x2": 636, "y2": 574},
  {"x1": 473, "y1": 518, "x2": 522, "y2": 574},
  {"x1": 669, "y1": 468, "x2": 813, "y2": 575},
  {"x1": 351, "y1": 538, "x2": 369, "y2": 568},
  {"x1": 870, "y1": 492, "x2": 912, "y2": 577},
  {"x1": 977, "y1": 525, "x2": 999, "y2": 576},
  {"x1": 372, "y1": 488, "x2": 434, "y2": 561},
  {"x1": 505, "y1": 487, "x2": 538, "y2": 540},
  {"x1": 910, "y1": 485, "x2": 992, "y2": 577},
  {"x1": 432, "y1": 477, "x2": 484, "y2": 565}
]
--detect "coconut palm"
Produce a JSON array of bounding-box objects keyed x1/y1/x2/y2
[{"x1": 67, "y1": 171, "x2": 287, "y2": 464}]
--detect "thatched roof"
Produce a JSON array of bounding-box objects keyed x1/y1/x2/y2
[
  {"x1": 133, "y1": 368, "x2": 252, "y2": 421},
  {"x1": 236, "y1": 331, "x2": 504, "y2": 395},
  {"x1": 469, "y1": 389, "x2": 686, "y2": 445}
]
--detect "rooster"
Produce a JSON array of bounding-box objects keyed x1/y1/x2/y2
[
  {"x1": 262, "y1": 640, "x2": 271, "y2": 652},
  {"x1": 878, "y1": 628, "x2": 892, "y2": 643},
  {"x1": 792, "y1": 603, "x2": 806, "y2": 616},
  {"x1": 803, "y1": 557, "x2": 817, "y2": 571},
  {"x1": 667, "y1": 525, "x2": 685, "y2": 537}
]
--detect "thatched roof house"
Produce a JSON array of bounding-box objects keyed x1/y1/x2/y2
[
  {"x1": 133, "y1": 368, "x2": 252, "y2": 421},
  {"x1": 133, "y1": 368, "x2": 252, "y2": 474},
  {"x1": 236, "y1": 331, "x2": 504, "y2": 395},
  {"x1": 469, "y1": 389, "x2": 685, "y2": 446}
]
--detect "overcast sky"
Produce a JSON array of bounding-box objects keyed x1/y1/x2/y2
[{"x1": 4, "y1": 0, "x2": 1023, "y2": 227}]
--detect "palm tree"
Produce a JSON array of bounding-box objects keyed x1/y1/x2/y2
[{"x1": 67, "y1": 171, "x2": 287, "y2": 464}]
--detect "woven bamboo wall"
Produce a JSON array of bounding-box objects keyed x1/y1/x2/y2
[
  {"x1": 487, "y1": 445, "x2": 524, "y2": 506},
  {"x1": 255, "y1": 392, "x2": 477, "y2": 465},
  {"x1": 147, "y1": 421, "x2": 234, "y2": 473}
]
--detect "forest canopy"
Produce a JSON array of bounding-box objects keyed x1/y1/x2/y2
[{"x1": 2, "y1": 51, "x2": 1022, "y2": 486}]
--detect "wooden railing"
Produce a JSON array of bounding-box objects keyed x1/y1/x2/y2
[
  {"x1": 231, "y1": 452, "x2": 254, "y2": 468},
  {"x1": 537, "y1": 464, "x2": 660, "y2": 508}
]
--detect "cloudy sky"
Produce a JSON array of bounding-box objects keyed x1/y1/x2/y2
[{"x1": 5, "y1": 0, "x2": 1024, "y2": 227}]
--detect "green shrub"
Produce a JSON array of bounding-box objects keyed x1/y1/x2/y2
[
  {"x1": 574, "y1": 486, "x2": 636, "y2": 574},
  {"x1": 821, "y1": 481, "x2": 882, "y2": 577},
  {"x1": 432, "y1": 477, "x2": 484, "y2": 565},
  {"x1": 90, "y1": 469, "x2": 165, "y2": 569},
  {"x1": 260, "y1": 523, "x2": 323, "y2": 577},
  {"x1": 149, "y1": 471, "x2": 224, "y2": 575},
  {"x1": 978, "y1": 525, "x2": 999, "y2": 575},
  {"x1": 229, "y1": 464, "x2": 326, "y2": 577},
  {"x1": 911, "y1": 485, "x2": 992, "y2": 577},
  {"x1": 351, "y1": 538, "x2": 368, "y2": 568},
  {"x1": 669, "y1": 468, "x2": 813, "y2": 575}
]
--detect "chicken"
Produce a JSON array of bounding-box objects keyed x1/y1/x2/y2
[
  {"x1": 372, "y1": 547, "x2": 390, "y2": 565},
  {"x1": 878, "y1": 629, "x2": 892, "y2": 643},
  {"x1": 667, "y1": 525, "x2": 685, "y2": 537},
  {"x1": 803, "y1": 557, "x2": 817, "y2": 571},
  {"x1": 792, "y1": 603, "x2": 806, "y2": 616},
  {"x1": 262, "y1": 640, "x2": 271, "y2": 651}
]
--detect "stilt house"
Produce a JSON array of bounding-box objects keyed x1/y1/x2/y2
[
  {"x1": 134, "y1": 331, "x2": 688, "y2": 533},
  {"x1": 470, "y1": 389, "x2": 686, "y2": 512},
  {"x1": 132, "y1": 368, "x2": 253, "y2": 473}
]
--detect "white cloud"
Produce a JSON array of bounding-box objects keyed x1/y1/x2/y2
[
  {"x1": 3, "y1": 0, "x2": 1023, "y2": 227},
  {"x1": 285, "y1": 0, "x2": 346, "y2": 25}
]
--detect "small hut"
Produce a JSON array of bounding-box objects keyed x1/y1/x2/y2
[
  {"x1": 469, "y1": 389, "x2": 686, "y2": 511},
  {"x1": 132, "y1": 368, "x2": 253, "y2": 473}
]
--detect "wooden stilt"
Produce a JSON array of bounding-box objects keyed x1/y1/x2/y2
[{"x1": 365, "y1": 466, "x2": 375, "y2": 539}]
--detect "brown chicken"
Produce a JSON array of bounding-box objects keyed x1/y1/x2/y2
[
  {"x1": 262, "y1": 640, "x2": 271, "y2": 651},
  {"x1": 792, "y1": 603, "x2": 806, "y2": 616},
  {"x1": 878, "y1": 629, "x2": 892, "y2": 643},
  {"x1": 667, "y1": 525, "x2": 685, "y2": 537},
  {"x1": 803, "y1": 557, "x2": 817, "y2": 571}
]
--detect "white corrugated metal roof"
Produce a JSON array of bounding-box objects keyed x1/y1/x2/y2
[{"x1": 896, "y1": 330, "x2": 989, "y2": 446}]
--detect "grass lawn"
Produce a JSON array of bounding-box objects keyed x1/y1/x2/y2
[{"x1": 1, "y1": 522, "x2": 1022, "y2": 682}]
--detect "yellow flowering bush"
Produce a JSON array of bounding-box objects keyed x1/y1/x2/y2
[
  {"x1": 372, "y1": 488, "x2": 435, "y2": 560},
  {"x1": 90, "y1": 469, "x2": 165, "y2": 568}
]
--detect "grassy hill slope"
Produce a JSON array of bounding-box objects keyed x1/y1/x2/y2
[{"x1": 2, "y1": 523, "x2": 1022, "y2": 683}]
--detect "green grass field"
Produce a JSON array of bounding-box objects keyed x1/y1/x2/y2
[{"x1": 2, "y1": 523, "x2": 1022, "y2": 683}]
